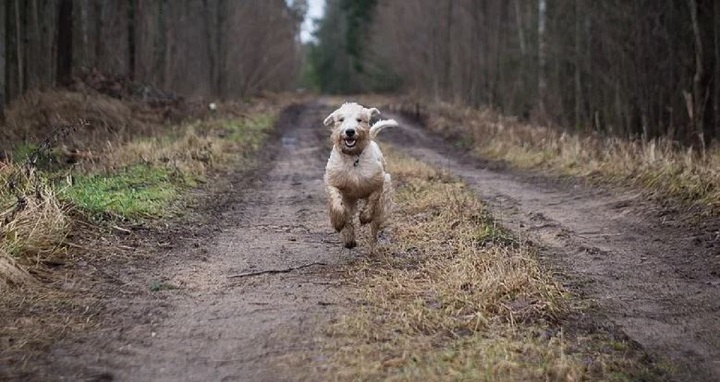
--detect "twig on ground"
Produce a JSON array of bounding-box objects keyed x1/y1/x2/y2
[
  {"x1": 227, "y1": 261, "x2": 327, "y2": 279},
  {"x1": 111, "y1": 225, "x2": 132, "y2": 234}
]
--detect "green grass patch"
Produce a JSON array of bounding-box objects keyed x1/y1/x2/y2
[
  {"x1": 61, "y1": 165, "x2": 182, "y2": 220},
  {"x1": 224, "y1": 113, "x2": 275, "y2": 148},
  {"x1": 60, "y1": 113, "x2": 277, "y2": 221}
]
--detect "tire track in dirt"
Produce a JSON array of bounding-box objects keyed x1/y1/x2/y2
[
  {"x1": 383, "y1": 113, "x2": 720, "y2": 382},
  {"x1": 42, "y1": 104, "x2": 351, "y2": 381}
]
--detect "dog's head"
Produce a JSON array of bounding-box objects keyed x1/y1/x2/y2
[{"x1": 323, "y1": 102, "x2": 380, "y2": 155}]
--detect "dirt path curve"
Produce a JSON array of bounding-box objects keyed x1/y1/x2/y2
[
  {"x1": 383, "y1": 113, "x2": 720, "y2": 381},
  {"x1": 44, "y1": 104, "x2": 347, "y2": 381}
]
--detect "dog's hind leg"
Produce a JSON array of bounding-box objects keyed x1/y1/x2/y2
[
  {"x1": 369, "y1": 173, "x2": 393, "y2": 248},
  {"x1": 382, "y1": 173, "x2": 394, "y2": 219},
  {"x1": 359, "y1": 191, "x2": 381, "y2": 225}
]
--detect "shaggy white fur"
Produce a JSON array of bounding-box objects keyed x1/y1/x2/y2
[{"x1": 323, "y1": 102, "x2": 397, "y2": 249}]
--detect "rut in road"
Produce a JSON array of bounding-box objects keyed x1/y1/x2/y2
[
  {"x1": 382, "y1": 112, "x2": 720, "y2": 382},
  {"x1": 44, "y1": 104, "x2": 350, "y2": 381}
]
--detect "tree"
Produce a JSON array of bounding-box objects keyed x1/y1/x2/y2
[
  {"x1": 0, "y1": 0, "x2": 5, "y2": 117},
  {"x1": 127, "y1": 0, "x2": 136, "y2": 80},
  {"x1": 56, "y1": 0, "x2": 73, "y2": 85},
  {"x1": 537, "y1": 0, "x2": 547, "y2": 118},
  {"x1": 688, "y1": 0, "x2": 716, "y2": 147}
]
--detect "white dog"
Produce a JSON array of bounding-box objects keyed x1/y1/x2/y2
[{"x1": 323, "y1": 102, "x2": 397, "y2": 249}]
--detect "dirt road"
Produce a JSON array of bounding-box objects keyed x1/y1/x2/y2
[
  {"x1": 382, "y1": 112, "x2": 720, "y2": 381},
  {"x1": 26, "y1": 102, "x2": 720, "y2": 381},
  {"x1": 39, "y1": 104, "x2": 349, "y2": 381}
]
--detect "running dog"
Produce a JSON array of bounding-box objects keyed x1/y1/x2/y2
[{"x1": 323, "y1": 102, "x2": 397, "y2": 249}]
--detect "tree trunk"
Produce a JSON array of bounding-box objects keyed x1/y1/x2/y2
[
  {"x1": 93, "y1": 0, "x2": 103, "y2": 68},
  {"x1": 163, "y1": 2, "x2": 173, "y2": 90},
  {"x1": 14, "y1": 0, "x2": 23, "y2": 95},
  {"x1": 574, "y1": 0, "x2": 584, "y2": 129},
  {"x1": 153, "y1": 0, "x2": 166, "y2": 87},
  {"x1": 688, "y1": 0, "x2": 715, "y2": 147},
  {"x1": 127, "y1": 0, "x2": 136, "y2": 80},
  {"x1": 513, "y1": 0, "x2": 526, "y2": 56},
  {"x1": 537, "y1": 0, "x2": 547, "y2": 117},
  {"x1": 6, "y1": 0, "x2": 21, "y2": 102},
  {"x1": 714, "y1": 0, "x2": 720, "y2": 141},
  {"x1": 26, "y1": 0, "x2": 41, "y2": 90},
  {"x1": 443, "y1": 0, "x2": 453, "y2": 100},
  {"x1": 56, "y1": 0, "x2": 73, "y2": 85},
  {"x1": 216, "y1": 0, "x2": 226, "y2": 99},
  {"x1": 202, "y1": 0, "x2": 217, "y2": 96},
  {"x1": 77, "y1": 0, "x2": 89, "y2": 68},
  {"x1": 0, "y1": 0, "x2": 5, "y2": 114}
]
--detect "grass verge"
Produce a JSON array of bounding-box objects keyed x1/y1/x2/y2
[
  {"x1": 1, "y1": 109, "x2": 277, "y2": 288},
  {"x1": 392, "y1": 100, "x2": 720, "y2": 213},
  {"x1": 61, "y1": 113, "x2": 276, "y2": 220},
  {"x1": 306, "y1": 150, "x2": 657, "y2": 381}
]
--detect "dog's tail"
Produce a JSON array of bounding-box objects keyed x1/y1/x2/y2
[{"x1": 369, "y1": 119, "x2": 398, "y2": 139}]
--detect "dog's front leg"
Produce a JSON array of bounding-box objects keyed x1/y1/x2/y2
[
  {"x1": 326, "y1": 186, "x2": 347, "y2": 232},
  {"x1": 341, "y1": 199, "x2": 358, "y2": 249}
]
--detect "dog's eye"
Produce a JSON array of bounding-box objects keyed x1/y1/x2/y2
[
  {"x1": 338, "y1": 117, "x2": 344, "y2": 122},
  {"x1": 356, "y1": 118, "x2": 362, "y2": 123}
]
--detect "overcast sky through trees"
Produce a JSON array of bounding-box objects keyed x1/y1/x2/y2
[{"x1": 301, "y1": 0, "x2": 326, "y2": 43}]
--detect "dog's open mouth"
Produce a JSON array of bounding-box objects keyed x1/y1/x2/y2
[{"x1": 344, "y1": 138, "x2": 357, "y2": 148}]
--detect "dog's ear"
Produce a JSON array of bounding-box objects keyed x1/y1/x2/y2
[
  {"x1": 323, "y1": 113, "x2": 335, "y2": 127},
  {"x1": 367, "y1": 108, "x2": 381, "y2": 119}
]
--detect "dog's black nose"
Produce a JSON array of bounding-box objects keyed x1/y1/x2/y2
[{"x1": 345, "y1": 129, "x2": 356, "y2": 137}]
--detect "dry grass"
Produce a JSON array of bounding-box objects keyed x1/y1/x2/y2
[
  {"x1": 0, "y1": 94, "x2": 282, "y2": 287},
  {"x1": 100, "y1": 113, "x2": 274, "y2": 177},
  {"x1": 392, "y1": 101, "x2": 720, "y2": 212},
  {"x1": 304, "y1": 150, "x2": 655, "y2": 381},
  {"x1": 1, "y1": 90, "x2": 150, "y2": 150},
  {"x1": 1, "y1": 166, "x2": 70, "y2": 290}
]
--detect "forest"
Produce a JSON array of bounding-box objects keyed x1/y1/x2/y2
[
  {"x1": 309, "y1": 0, "x2": 720, "y2": 145},
  {"x1": 1, "y1": 0, "x2": 304, "y2": 107},
  {"x1": 2, "y1": 1, "x2": 717, "y2": 146}
]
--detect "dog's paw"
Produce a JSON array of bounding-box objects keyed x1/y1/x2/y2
[
  {"x1": 331, "y1": 218, "x2": 345, "y2": 232},
  {"x1": 359, "y1": 210, "x2": 373, "y2": 225},
  {"x1": 330, "y1": 209, "x2": 346, "y2": 231},
  {"x1": 344, "y1": 240, "x2": 357, "y2": 249}
]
